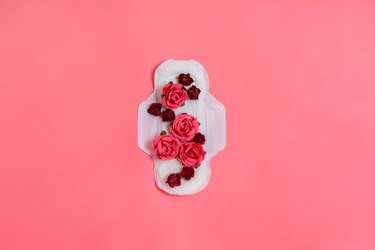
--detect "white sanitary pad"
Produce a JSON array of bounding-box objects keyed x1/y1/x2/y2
[{"x1": 138, "y1": 59, "x2": 226, "y2": 195}]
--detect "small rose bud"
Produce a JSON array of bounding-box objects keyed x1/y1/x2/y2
[
  {"x1": 178, "y1": 73, "x2": 194, "y2": 86},
  {"x1": 187, "y1": 85, "x2": 201, "y2": 100},
  {"x1": 147, "y1": 103, "x2": 162, "y2": 116},
  {"x1": 180, "y1": 167, "x2": 195, "y2": 180},
  {"x1": 161, "y1": 109, "x2": 175, "y2": 122},
  {"x1": 192, "y1": 132, "x2": 206, "y2": 145},
  {"x1": 166, "y1": 173, "x2": 181, "y2": 188}
]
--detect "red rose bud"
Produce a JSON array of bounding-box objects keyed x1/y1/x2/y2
[
  {"x1": 166, "y1": 173, "x2": 181, "y2": 188},
  {"x1": 178, "y1": 73, "x2": 194, "y2": 86},
  {"x1": 192, "y1": 132, "x2": 206, "y2": 144},
  {"x1": 180, "y1": 167, "x2": 195, "y2": 180},
  {"x1": 147, "y1": 103, "x2": 162, "y2": 116},
  {"x1": 187, "y1": 85, "x2": 201, "y2": 100},
  {"x1": 161, "y1": 109, "x2": 175, "y2": 122}
]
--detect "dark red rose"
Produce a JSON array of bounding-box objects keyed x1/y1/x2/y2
[
  {"x1": 178, "y1": 73, "x2": 194, "y2": 86},
  {"x1": 166, "y1": 173, "x2": 181, "y2": 188},
  {"x1": 187, "y1": 85, "x2": 201, "y2": 100},
  {"x1": 192, "y1": 132, "x2": 206, "y2": 144},
  {"x1": 147, "y1": 103, "x2": 162, "y2": 116},
  {"x1": 180, "y1": 167, "x2": 195, "y2": 180},
  {"x1": 161, "y1": 109, "x2": 175, "y2": 122}
]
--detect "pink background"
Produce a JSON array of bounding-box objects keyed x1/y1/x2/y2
[{"x1": 1, "y1": 1, "x2": 375, "y2": 250}]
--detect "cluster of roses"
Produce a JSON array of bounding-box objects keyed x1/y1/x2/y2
[{"x1": 147, "y1": 73, "x2": 205, "y2": 188}]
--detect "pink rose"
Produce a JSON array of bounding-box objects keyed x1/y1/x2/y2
[
  {"x1": 169, "y1": 114, "x2": 199, "y2": 141},
  {"x1": 162, "y1": 83, "x2": 187, "y2": 110},
  {"x1": 178, "y1": 142, "x2": 205, "y2": 167},
  {"x1": 152, "y1": 134, "x2": 181, "y2": 160}
]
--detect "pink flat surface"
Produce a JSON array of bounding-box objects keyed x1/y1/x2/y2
[{"x1": 1, "y1": 1, "x2": 375, "y2": 250}]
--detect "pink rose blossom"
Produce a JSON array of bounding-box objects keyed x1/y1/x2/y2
[
  {"x1": 162, "y1": 83, "x2": 187, "y2": 110},
  {"x1": 152, "y1": 134, "x2": 181, "y2": 160},
  {"x1": 178, "y1": 142, "x2": 205, "y2": 168},
  {"x1": 169, "y1": 114, "x2": 199, "y2": 141}
]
